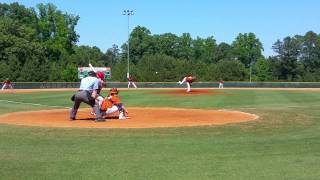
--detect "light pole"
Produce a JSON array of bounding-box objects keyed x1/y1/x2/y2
[{"x1": 122, "y1": 9, "x2": 134, "y2": 78}]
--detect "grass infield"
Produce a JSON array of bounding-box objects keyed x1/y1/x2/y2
[{"x1": 0, "y1": 89, "x2": 320, "y2": 179}]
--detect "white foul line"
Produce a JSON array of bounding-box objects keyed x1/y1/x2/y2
[{"x1": 0, "y1": 99, "x2": 70, "y2": 109}]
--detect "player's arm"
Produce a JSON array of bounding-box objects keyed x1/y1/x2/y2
[
  {"x1": 123, "y1": 105, "x2": 128, "y2": 114},
  {"x1": 91, "y1": 89, "x2": 98, "y2": 99},
  {"x1": 91, "y1": 78, "x2": 100, "y2": 99}
]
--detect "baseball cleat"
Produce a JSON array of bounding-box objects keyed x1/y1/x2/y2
[{"x1": 119, "y1": 112, "x2": 126, "y2": 120}]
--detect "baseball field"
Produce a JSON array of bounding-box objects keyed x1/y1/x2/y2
[{"x1": 0, "y1": 88, "x2": 320, "y2": 179}]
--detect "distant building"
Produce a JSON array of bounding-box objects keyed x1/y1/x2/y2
[{"x1": 78, "y1": 66, "x2": 111, "y2": 79}]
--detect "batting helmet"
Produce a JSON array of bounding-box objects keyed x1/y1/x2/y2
[{"x1": 97, "y1": 71, "x2": 105, "y2": 79}]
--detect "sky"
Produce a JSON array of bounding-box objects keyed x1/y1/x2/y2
[{"x1": 2, "y1": 0, "x2": 320, "y2": 56}]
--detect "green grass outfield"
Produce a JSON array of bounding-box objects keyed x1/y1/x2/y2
[{"x1": 0, "y1": 89, "x2": 320, "y2": 180}]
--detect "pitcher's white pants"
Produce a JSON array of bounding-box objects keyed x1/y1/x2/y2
[
  {"x1": 179, "y1": 77, "x2": 191, "y2": 92},
  {"x1": 1, "y1": 84, "x2": 12, "y2": 90}
]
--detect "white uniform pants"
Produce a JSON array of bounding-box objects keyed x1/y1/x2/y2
[
  {"x1": 179, "y1": 77, "x2": 191, "y2": 92},
  {"x1": 101, "y1": 105, "x2": 126, "y2": 119},
  {"x1": 1, "y1": 84, "x2": 13, "y2": 90},
  {"x1": 128, "y1": 81, "x2": 137, "y2": 88}
]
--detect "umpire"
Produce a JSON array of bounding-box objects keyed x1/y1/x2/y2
[{"x1": 70, "y1": 71, "x2": 104, "y2": 122}]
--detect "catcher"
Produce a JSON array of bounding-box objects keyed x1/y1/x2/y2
[
  {"x1": 178, "y1": 75, "x2": 196, "y2": 92},
  {"x1": 100, "y1": 88, "x2": 128, "y2": 119}
]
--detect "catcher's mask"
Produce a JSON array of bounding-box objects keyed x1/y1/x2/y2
[{"x1": 110, "y1": 87, "x2": 118, "y2": 94}]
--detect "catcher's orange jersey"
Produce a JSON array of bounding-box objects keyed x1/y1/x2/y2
[
  {"x1": 101, "y1": 95, "x2": 121, "y2": 111},
  {"x1": 109, "y1": 95, "x2": 121, "y2": 104},
  {"x1": 101, "y1": 100, "x2": 113, "y2": 111}
]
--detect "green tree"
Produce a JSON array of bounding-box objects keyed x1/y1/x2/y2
[
  {"x1": 214, "y1": 42, "x2": 232, "y2": 62},
  {"x1": 232, "y1": 33, "x2": 264, "y2": 68},
  {"x1": 176, "y1": 33, "x2": 193, "y2": 61},
  {"x1": 103, "y1": 44, "x2": 120, "y2": 66},
  {"x1": 37, "y1": 3, "x2": 79, "y2": 58},
  {"x1": 272, "y1": 36, "x2": 302, "y2": 81},
  {"x1": 61, "y1": 63, "x2": 78, "y2": 82},
  {"x1": 0, "y1": 61, "x2": 10, "y2": 80},
  {"x1": 137, "y1": 53, "x2": 183, "y2": 82},
  {"x1": 48, "y1": 61, "x2": 62, "y2": 81},
  {"x1": 215, "y1": 60, "x2": 247, "y2": 81},
  {"x1": 127, "y1": 26, "x2": 154, "y2": 64},
  {"x1": 69, "y1": 45, "x2": 104, "y2": 66},
  {"x1": 18, "y1": 57, "x2": 40, "y2": 81},
  {"x1": 154, "y1": 33, "x2": 179, "y2": 57},
  {"x1": 300, "y1": 31, "x2": 320, "y2": 80},
  {"x1": 252, "y1": 57, "x2": 270, "y2": 81},
  {"x1": 192, "y1": 36, "x2": 217, "y2": 64}
]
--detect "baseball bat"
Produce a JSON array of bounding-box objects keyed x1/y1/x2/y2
[{"x1": 88, "y1": 63, "x2": 96, "y2": 72}]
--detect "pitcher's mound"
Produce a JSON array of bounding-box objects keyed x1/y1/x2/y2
[{"x1": 0, "y1": 107, "x2": 258, "y2": 128}]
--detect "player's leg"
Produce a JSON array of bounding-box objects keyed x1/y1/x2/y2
[
  {"x1": 117, "y1": 104, "x2": 127, "y2": 119},
  {"x1": 105, "y1": 105, "x2": 119, "y2": 115},
  {"x1": 186, "y1": 82, "x2": 191, "y2": 92},
  {"x1": 133, "y1": 82, "x2": 137, "y2": 88},
  {"x1": 180, "y1": 77, "x2": 186, "y2": 84},
  {"x1": 83, "y1": 92, "x2": 103, "y2": 121},
  {"x1": 96, "y1": 95, "x2": 104, "y2": 107},
  {"x1": 91, "y1": 95, "x2": 104, "y2": 116},
  {"x1": 70, "y1": 92, "x2": 82, "y2": 120}
]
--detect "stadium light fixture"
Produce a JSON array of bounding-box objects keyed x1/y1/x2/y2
[{"x1": 122, "y1": 9, "x2": 134, "y2": 78}]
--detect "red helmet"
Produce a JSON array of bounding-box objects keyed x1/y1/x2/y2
[{"x1": 97, "y1": 71, "x2": 105, "y2": 79}]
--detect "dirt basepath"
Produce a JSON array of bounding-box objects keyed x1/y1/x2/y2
[{"x1": 0, "y1": 107, "x2": 258, "y2": 129}]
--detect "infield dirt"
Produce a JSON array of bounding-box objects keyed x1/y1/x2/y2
[{"x1": 0, "y1": 107, "x2": 258, "y2": 128}]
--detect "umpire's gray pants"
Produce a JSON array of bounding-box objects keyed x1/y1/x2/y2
[{"x1": 70, "y1": 90, "x2": 102, "y2": 119}]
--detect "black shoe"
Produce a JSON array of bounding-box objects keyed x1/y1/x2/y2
[
  {"x1": 95, "y1": 117, "x2": 105, "y2": 122},
  {"x1": 70, "y1": 117, "x2": 76, "y2": 121}
]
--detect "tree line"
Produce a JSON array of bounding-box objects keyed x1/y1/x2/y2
[{"x1": 1, "y1": 2, "x2": 320, "y2": 82}]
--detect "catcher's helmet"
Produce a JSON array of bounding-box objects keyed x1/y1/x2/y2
[{"x1": 110, "y1": 87, "x2": 118, "y2": 94}]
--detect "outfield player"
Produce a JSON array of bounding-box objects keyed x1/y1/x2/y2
[
  {"x1": 100, "y1": 88, "x2": 128, "y2": 119},
  {"x1": 1, "y1": 78, "x2": 13, "y2": 90},
  {"x1": 178, "y1": 75, "x2": 196, "y2": 92},
  {"x1": 127, "y1": 75, "x2": 137, "y2": 88},
  {"x1": 218, "y1": 79, "x2": 224, "y2": 89}
]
